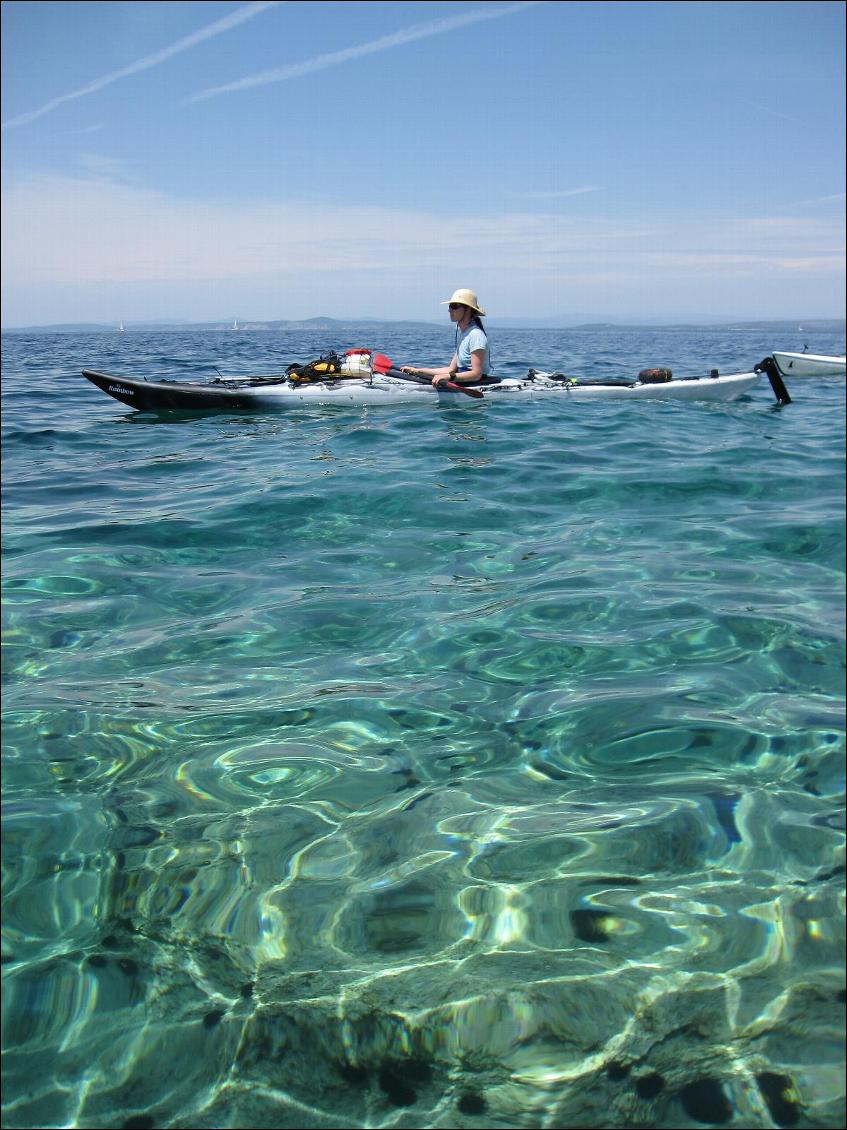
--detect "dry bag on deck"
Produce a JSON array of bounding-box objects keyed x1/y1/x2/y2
[
  {"x1": 286, "y1": 350, "x2": 373, "y2": 383},
  {"x1": 638, "y1": 367, "x2": 673, "y2": 383}
]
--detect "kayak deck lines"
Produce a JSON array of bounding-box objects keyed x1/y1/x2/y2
[{"x1": 81, "y1": 356, "x2": 790, "y2": 412}]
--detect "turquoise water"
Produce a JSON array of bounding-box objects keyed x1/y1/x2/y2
[{"x1": 2, "y1": 326, "x2": 845, "y2": 1130}]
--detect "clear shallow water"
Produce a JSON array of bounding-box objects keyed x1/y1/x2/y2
[{"x1": 2, "y1": 326, "x2": 845, "y2": 1130}]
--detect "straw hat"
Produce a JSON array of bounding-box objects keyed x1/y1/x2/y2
[{"x1": 442, "y1": 288, "x2": 486, "y2": 316}]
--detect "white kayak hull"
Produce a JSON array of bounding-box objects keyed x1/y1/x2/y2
[
  {"x1": 772, "y1": 351, "x2": 845, "y2": 377},
  {"x1": 82, "y1": 368, "x2": 765, "y2": 412}
]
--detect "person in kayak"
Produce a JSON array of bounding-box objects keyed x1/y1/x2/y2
[{"x1": 401, "y1": 289, "x2": 490, "y2": 387}]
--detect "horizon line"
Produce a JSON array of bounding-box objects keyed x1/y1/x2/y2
[{"x1": 4, "y1": 315, "x2": 844, "y2": 333}]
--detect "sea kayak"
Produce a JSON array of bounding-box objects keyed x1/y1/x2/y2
[
  {"x1": 82, "y1": 357, "x2": 789, "y2": 412},
  {"x1": 772, "y1": 351, "x2": 845, "y2": 377}
]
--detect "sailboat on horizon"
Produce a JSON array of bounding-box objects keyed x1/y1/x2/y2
[{"x1": 118, "y1": 321, "x2": 125, "y2": 332}]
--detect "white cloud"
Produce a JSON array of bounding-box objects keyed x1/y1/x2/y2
[
  {"x1": 188, "y1": 2, "x2": 541, "y2": 102},
  {"x1": 61, "y1": 124, "x2": 105, "y2": 137},
  {"x1": 511, "y1": 186, "x2": 601, "y2": 200},
  {"x1": 4, "y1": 172, "x2": 842, "y2": 280},
  {"x1": 74, "y1": 154, "x2": 137, "y2": 181},
  {"x1": 2, "y1": 1, "x2": 281, "y2": 130},
  {"x1": 2, "y1": 173, "x2": 843, "y2": 323}
]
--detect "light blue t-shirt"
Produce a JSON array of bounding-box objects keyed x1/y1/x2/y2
[{"x1": 456, "y1": 324, "x2": 490, "y2": 374}]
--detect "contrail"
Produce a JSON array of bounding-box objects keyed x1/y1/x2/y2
[
  {"x1": 2, "y1": 1, "x2": 281, "y2": 130},
  {"x1": 782, "y1": 192, "x2": 846, "y2": 209},
  {"x1": 188, "y1": 1, "x2": 541, "y2": 103}
]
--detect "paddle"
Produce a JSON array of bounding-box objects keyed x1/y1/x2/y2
[{"x1": 372, "y1": 354, "x2": 484, "y2": 399}]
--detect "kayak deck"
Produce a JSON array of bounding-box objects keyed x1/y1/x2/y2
[
  {"x1": 81, "y1": 362, "x2": 779, "y2": 413},
  {"x1": 772, "y1": 351, "x2": 845, "y2": 377}
]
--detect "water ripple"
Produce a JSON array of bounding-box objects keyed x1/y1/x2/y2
[{"x1": 2, "y1": 326, "x2": 844, "y2": 1129}]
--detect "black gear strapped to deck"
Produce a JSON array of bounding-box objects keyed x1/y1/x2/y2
[{"x1": 285, "y1": 352, "x2": 347, "y2": 383}]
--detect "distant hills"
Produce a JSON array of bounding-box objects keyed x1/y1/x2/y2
[
  {"x1": 3, "y1": 316, "x2": 844, "y2": 335},
  {"x1": 3, "y1": 316, "x2": 441, "y2": 334}
]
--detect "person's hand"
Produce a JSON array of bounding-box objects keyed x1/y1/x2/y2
[{"x1": 432, "y1": 375, "x2": 449, "y2": 388}]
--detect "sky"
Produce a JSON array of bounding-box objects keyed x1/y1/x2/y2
[{"x1": 1, "y1": 0, "x2": 845, "y2": 327}]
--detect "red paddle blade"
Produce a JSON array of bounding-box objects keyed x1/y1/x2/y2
[{"x1": 372, "y1": 353, "x2": 393, "y2": 373}]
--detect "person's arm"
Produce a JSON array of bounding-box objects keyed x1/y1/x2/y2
[
  {"x1": 434, "y1": 349, "x2": 484, "y2": 386},
  {"x1": 454, "y1": 349, "x2": 485, "y2": 383},
  {"x1": 403, "y1": 353, "x2": 458, "y2": 378}
]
